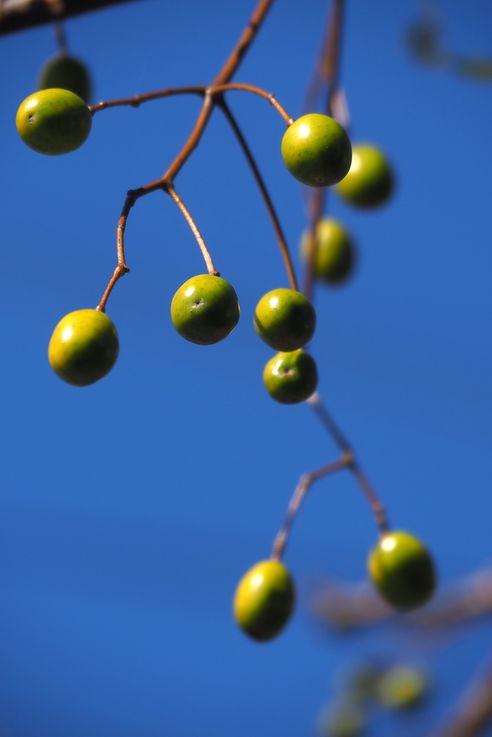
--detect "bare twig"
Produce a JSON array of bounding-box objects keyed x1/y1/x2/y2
[
  {"x1": 165, "y1": 184, "x2": 219, "y2": 276},
  {"x1": 90, "y1": 86, "x2": 206, "y2": 115},
  {"x1": 0, "y1": 0, "x2": 140, "y2": 36},
  {"x1": 219, "y1": 100, "x2": 298, "y2": 291}
]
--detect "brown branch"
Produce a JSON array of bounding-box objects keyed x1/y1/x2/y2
[
  {"x1": 271, "y1": 455, "x2": 351, "y2": 561},
  {"x1": 97, "y1": 190, "x2": 134, "y2": 312},
  {"x1": 219, "y1": 100, "x2": 298, "y2": 291},
  {"x1": 312, "y1": 565, "x2": 492, "y2": 633},
  {"x1": 303, "y1": 0, "x2": 345, "y2": 300},
  {"x1": 0, "y1": 0, "x2": 140, "y2": 36},
  {"x1": 431, "y1": 663, "x2": 492, "y2": 737},
  {"x1": 308, "y1": 393, "x2": 389, "y2": 534},
  {"x1": 164, "y1": 184, "x2": 219, "y2": 276},
  {"x1": 93, "y1": 0, "x2": 276, "y2": 309},
  {"x1": 90, "y1": 86, "x2": 206, "y2": 115},
  {"x1": 211, "y1": 83, "x2": 293, "y2": 125}
]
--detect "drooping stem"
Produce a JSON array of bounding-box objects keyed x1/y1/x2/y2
[
  {"x1": 211, "y1": 83, "x2": 293, "y2": 125},
  {"x1": 303, "y1": 0, "x2": 345, "y2": 300},
  {"x1": 219, "y1": 100, "x2": 298, "y2": 291},
  {"x1": 165, "y1": 184, "x2": 219, "y2": 276},
  {"x1": 307, "y1": 393, "x2": 389, "y2": 534},
  {"x1": 271, "y1": 455, "x2": 351, "y2": 561},
  {"x1": 53, "y1": 20, "x2": 67, "y2": 53},
  {"x1": 97, "y1": 190, "x2": 135, "y2": 311}
]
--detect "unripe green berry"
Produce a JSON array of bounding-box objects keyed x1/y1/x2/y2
[
  {"x1": 171, "y1": 274, "x2": 240, "y2": 345},
  {"x1": 233, "y1": 559, "x2": 295, "y2": 642},
  {"x1": 368, "y1": 530, "x2": 436, "y2": 609},
  {"x1": 263, "y1": 349, "x2": 318, "y2": 404},
  {"x1": 16, "y1": 88, "x2": 92, "y2": 155},
  {"x1": 48, "y1": 309, "x2": 119, "y2": 386},
  {"x1": 254, "y1": 288, "x2": 316, "y2": 351},
  {"x1": 300, "y1": 218, "x2": 355, "y2": 284},
  {"x1": 38, "y1": 53, "x2": 92, "y2": 102},
  {"x1": 281, "y1": 113, "x2": 352, "y2": 187},
  {"x1": 336, "y1": 144, "x2": 394, "y2": 208},
  {"x1": 377, "y1": 665, "x2": 428, "y2": 711}
]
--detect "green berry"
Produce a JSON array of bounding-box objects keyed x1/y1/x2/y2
[
  {"x1": 377, "y1": 665, "x2": 428, "y2": 710},
  {"x1": 48, "y1": 309, "x2": 119, "y2": 386},
  {"x1": 301, "y1": 218, "x2": 355, "y2": 284},
  {"x1": 336, "y1": 144, "x2": 394, "y2": 208},
  {"x1": 263, "y1": 349, "x2": 318, "y2": 404},
  {"x1": 16, "y1": 88, "x2": 92, "y2": 155},
  {"x1": 233, "y1": 559, "x2": 295, "y2": 642},
  {"x1": 319, "y1": 704, "x2": 366, "y2": 737},
  {"x1": 254, "y1": 288, "x2": 316, "y2": 351},
  {"x1": 171, "y1": 274, "x2": 240, "y2": 345},
  {"x1": 38, "y1": 53, "x2": 92, "y2": 102},
  {"x1": 281, "y1": 113, "x2": 352, "y2": 187},
  {"x1": 368, "y1": 531, "x2": 436, "y2": 609}
]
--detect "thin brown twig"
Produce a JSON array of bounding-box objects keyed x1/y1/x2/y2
[
  {"x1": 211, "y1": 83, "x2": 293, "y2": 125},
  {"x1": 307, "y1": 393, "x2": 389, "y2": 534},
  {"x1": 97, "y1": 190, "x2": 134, "y2": 311},
  {"x1": 219, "y1": 100, "x2": 298, "y2": 291},
  {"x1": 271, "y1": 455, "x2": 351, "y2": 561},
  {"x1": 89, "y1": 86, "x2": 206, "y2": 114},
  {"x1": 303, "y1": 0, "x2": 345, "y2": 300},
  {"x1": 164, "y1": 184, "x2": 219, "y2": 276},
  {"x1": 430, "y1": 662, "x2": 492, "y2": 737},
  {"x1": 53, "y1": 20, "x2": 67, "y2": 53},
  {"x1": 97, "y1": 0, "x2": 275, "y2": 309}
]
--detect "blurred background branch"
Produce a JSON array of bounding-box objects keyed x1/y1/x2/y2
[{"x1": 0, "y1": 0, "x2": 139, "y2": 36}]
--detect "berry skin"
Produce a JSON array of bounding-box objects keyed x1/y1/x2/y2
[
  {"x1": 16, "y1": 88, "x2": 92, "y2": 155},
  {"x1": 368, "y1": 531, "x2": 436, "y2": 609},
  {"x1": 171, "y1": 274, "x2": 240, "y2": 345},
  {"x1": 254, "y1": 288, "x2": 316, "y2": 351},
  {"x1": 233, "y1": 559, "x2": 295, "y2": 642},
  {"x1": 377, "y1": 665, "x2": 428, "y2": 711},
  {"x1": 263, "y1": 349, "x2": 318, "y2": 404},
  {"x1": 301, "y1": 218, "x2": 355, "y2": 285},
  {"x1": 281, "y1": 113, "x2": 352, "y2": 187},
  {"x1": 48, "y1": 309, "x2": 119, "y2": 387},
  {"x1": 38, "y1": 53, "x2": 92, "y2": 102},
  {"x1": 336, "y1": 144, "x2": 394, "y2": 209}
]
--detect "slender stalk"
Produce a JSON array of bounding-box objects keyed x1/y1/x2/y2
[
  {"x1": 307, "y1": 393, "x2": 389, "y2": 534},
  {"x1": 219, "y1": 100, "x2": 298, "y2": 291},
  {"x1": 165, "y1": 184, "x2": 219, "y2": 276},
  {"x1": 97, "y1": 191, "x2": 134, "y2": 311},
  {"x1": 303, "y1": 0, "x2": 345, "y2": 300},
  {"x1": 89, "y1": 86, "x2": 206, "y2": 115},
  {"x1": 271, "y1": 455, "x2": 351, "y2": 561},
  {"x1": 53, "y1": 20, "x2": 67, "y2": 53},
  {"x1": 211, "y1": 83, "x2": 293, "y2": 125}
]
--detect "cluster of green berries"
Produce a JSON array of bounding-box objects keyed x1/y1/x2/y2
[
  {"x1": 16, "y1": 88, "x2": 418, "y2": 646},
  {"x1": 233, "y1": 530, "x2": 435, "y2": 643}
]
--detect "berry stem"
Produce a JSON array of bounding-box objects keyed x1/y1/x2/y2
[
  {"x1": 165, "y1": 184, "x2": 219, "y2": 277},
  {"x1": 211, "y1": 83, "x2": 293, "y2": 125},
  {"x1": 303, "y1": 0, "x2": 346, "y2": 301},
  {"x1": 307, "y1": 393, "x2": 389, "y2": 534},
  {"x1": 219, "y1": 100, "x2": 298, "y2": 291},
  {"x1": 53, "y1": 20, "x2": 68, "y2": 53},
  {"x1": 271, "y1": 455, "x2": 351, "y2": 561},
  {"x1": 89, "y1": 86, "x2": 206, "y2": 115},
  {"x1": 97, "y1": 190, "x2": 134, "y2": 311}
]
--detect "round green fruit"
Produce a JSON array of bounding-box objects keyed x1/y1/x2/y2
[
  {"x1": 368, "y1": 530, "x2": 436, "y2": 609},
  {"x1": 336, "y1": 144, "x2": 394, "y2": 208},
  {"x1": 377, "y1": 665, "x2": 428, "y2": 711},
  {"x1": 301, "y1": 218, "x2": 355, "y2": 284},
  {"x1": 16, "y1": 88, "x2": 92, "y2": 155},
  {"x1": 281, "y1": 113, "x2": 352, "y2": 187},
  {"x1": 170, "y1": 274, "x2": 240, "y2": 345},
  {"x1": 38, "y1": 53, "x2": 92, "y2": 102},
  {"x1": 263, "y1": 349, "x2": 318, "y2": 404},
  {"x1": 254, "y1": 288, "x2": 316, "y2": 351},
  {"x1": 48, "y1": 309, "x2": 119, "y2": 386},
  {"x1": 233, "y1": 559, "x2": 295, "y2": 642}
]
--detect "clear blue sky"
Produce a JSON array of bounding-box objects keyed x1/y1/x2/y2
[{"x1": 1, "y1": 1, "x2": 492, "y2": 735}]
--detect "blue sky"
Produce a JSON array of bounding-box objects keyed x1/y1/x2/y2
[{"x1": 1, "y1": 1, "x2": 492, "y2": 735}]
